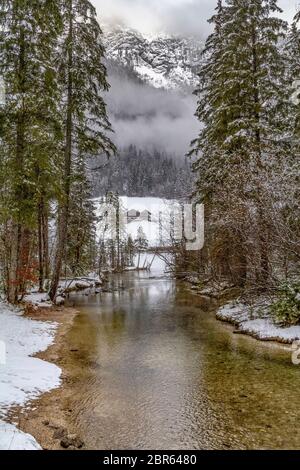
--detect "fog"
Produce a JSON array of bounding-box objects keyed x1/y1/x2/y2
[
  {"x1": 100, "y1": 0, "x2": 296, "y2": 158},
  {"x1": 105, "y1": 71, "x2": 199, "y2": 157},
  {"x1": 95, "y1": 0, "x2": 296, "y2": 39}
]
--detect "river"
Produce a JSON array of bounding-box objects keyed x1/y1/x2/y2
[{"x1": 66, "y1": 265, "x2": 300, "y2": 450}]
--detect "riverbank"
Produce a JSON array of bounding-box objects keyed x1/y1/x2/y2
[
  {"x1": 9, "y1": 305, "x2": 86, "y2": 450},
  {"x1": 184, "y1": 277, "x2": 300, "y2": 346},
  {"x1": 217, "y1": 299, "x2": 300, "y2": 345},
  {"x1": 0, "y1": 301, "x2": 83, "y2": 450}
]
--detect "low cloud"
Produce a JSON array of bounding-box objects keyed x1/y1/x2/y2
[
  {"x1": 105, "y1": 71, "x2": 199, "y2": 157},
  {"x1": 95, "y1": 0, "x2": 295, "y2": 39},
  {"x1": 96, "y1": 0, "x2": 216, "y2": 39}
]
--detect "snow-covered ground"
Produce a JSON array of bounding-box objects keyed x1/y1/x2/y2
[
  {"x1": 0, "y1": 421, "x2": 41, "y2": 450},
  {"x1": 94, "y1": 196, "x2": 179, "y2": 247},
  {"x1": 0, "y1": 302, "x2": 61, "y2": 450},
  {"x1": 217, "y1": 300, "x2": 300, "y2": 344},
  {"x1": 132, "y1": 252, "x2": 171, "y2": 276},
  {"x1": 23, "y1": 274, "x2": 103, "y2": 307}
]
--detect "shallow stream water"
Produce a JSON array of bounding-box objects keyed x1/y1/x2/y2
[{"x1": 66, "y1": 268, "x2": 300, "y2": 450}]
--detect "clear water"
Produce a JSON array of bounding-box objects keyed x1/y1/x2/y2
[{"x1": 66, "y1": 272, "x2": 300, "y2": 450}]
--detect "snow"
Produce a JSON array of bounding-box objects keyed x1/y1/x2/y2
[
  {"x1": 135, "y1": 64, "x2": 170, "y2": 89},
  {"x1": 217, "y1": 300, "x2": 300, "y2": 344},
  {"x1": 0, "y1": 421, "x2": 41, "y2": 450},
  {"x1": 103, "y1": 26, "x2": 203, "y2": 90},
  {"x1": 119, "y1": 196, "x2": 175, "y2": 213},
  {"x1": 0, "y1": 302, "x2": 61, "y2": 449},
  {"x1": 58, "y1": 275, "x2": 102, "y2": 293},
  {"x1": 126, "y1": 219, "x2": 160, "y2": 246},
  {"x1": 239, "y1": 319, "x2": 300, "y2": 342},
  {"x1": 94, "y1": 196, "x2": 179, "y2": 247},
  {"x1": 132, "y1": 252, "x2": 170, "y2": 275},
  {"x1": 23, "y1": 292, "x2": 52, "y2": 308}
]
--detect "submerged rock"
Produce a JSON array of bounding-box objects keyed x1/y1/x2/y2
[{"x1": 60, "y1": 434, "x2": 84, "y2": 449}]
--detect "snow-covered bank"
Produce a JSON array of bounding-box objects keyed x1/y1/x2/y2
[
  {"x1": 23, "y1": 274, "x2": 104, "y2": 308},
  {"x1": 217, "y1": 300, "x2": 300, "y2": 344},
  {"x1": 0, "y1": 421, "x2": 41, "y2": 450},
  {"x1": 0, "y1": 302, "x2": 61, "y2": 450}
]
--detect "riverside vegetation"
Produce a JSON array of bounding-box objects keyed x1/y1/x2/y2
[{"x1": 0, "y1": 0, "x2": 299, "y2": 329}]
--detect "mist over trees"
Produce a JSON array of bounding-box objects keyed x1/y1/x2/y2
[{"x1": 104, "y1": 59, "x2": 199, "y2": 157}]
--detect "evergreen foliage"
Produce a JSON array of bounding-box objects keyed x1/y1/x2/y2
[{"x1": 189, "y1": 0, "x2": 299, "y2": 290}]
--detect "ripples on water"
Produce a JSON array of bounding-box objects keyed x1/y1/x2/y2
[{"x1": 66, "y1": 270, "x2": 300, "y2": 450}]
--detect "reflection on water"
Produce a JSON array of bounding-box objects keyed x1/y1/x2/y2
[{"x1": 67, "y1": 272, "x2": 300, "y2": 450}]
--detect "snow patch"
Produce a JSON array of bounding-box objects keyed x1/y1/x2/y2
[
  {"x1": 23, "y1": 292, "x2": 52, "y2": 308},
  {"x1": 0, "y1": 302, "x2": 61, "y2": 449},
  {"x1": 94, "y1": 196, "x2": 179, "y2": 247},
  {"x1": 217, "y1": 300, "x2": 300, "y2": 343},
  {"x1": 0, "y1": 421, "x2": 41, "y2": 450}
]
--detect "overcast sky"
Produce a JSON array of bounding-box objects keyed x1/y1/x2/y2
[{"x1": 95, "y1": 0, "x2": 298, "y2": 38}]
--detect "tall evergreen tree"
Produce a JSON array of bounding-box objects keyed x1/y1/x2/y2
[
  {"x1": 0, "y1": 0, "x2": 62, "y2": 301},
  {"x1": 49, "y1": 0, "x2": 115, "y2": 300},
  {"x1": 191, "y1": 0, "x2": 288, "y2": 287},
  {"x1": 67, "y1": 154, "x2": 97, "y2": 276},
  {"x1": 286, "y1": 12, "x2": 300, "y2": 137},
  {"x1": 281, "y1": 12, "x2": 300, "y2": 270}
]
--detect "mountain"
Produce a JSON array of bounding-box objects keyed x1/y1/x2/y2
[
  {"x1": 89, "y1": 26, "x2": 200, "y2": 199},
  {"x1": 103, "y1": 26, "x2": 203, "y2": 91}
]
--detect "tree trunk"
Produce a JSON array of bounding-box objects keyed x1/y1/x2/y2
[
  {"x1": 49, "y1": 2, "x2": 73, "y2": 301},
  {"x1": 7, "y1": 224, "x2": 20, "y2": 303},
  {"x1": 38, "y1": 200, "x2": 44, "y2": 292},
  {"x1": 8, "y1": 25, "x2": 26, "y2": 303},
  {"x1": 251, "y1": 22, "x2": 269, "y2": 287},
  {"x1": 42, "y1": 203, "x2": 50, "y2": 281},
  {"x1": 18, "y1": 227, "x2": 32, "y2": 299}
]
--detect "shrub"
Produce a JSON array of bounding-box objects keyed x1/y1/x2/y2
[{"x1": 271, "y1": 283, "x2": 300, "y2": 326}]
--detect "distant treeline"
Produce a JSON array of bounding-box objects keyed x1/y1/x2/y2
[{"x1": 89, "y1": 146, "x2": 192, "y2": 199}]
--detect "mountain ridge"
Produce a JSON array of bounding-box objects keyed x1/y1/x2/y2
[{"x1": 102, "y1": 25, "x2": 204, "y2": 91}]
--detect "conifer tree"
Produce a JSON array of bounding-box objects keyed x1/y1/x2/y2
[
  {"x1": 0, "y1": 0, "x2": 62, "y2": 301},
  {"x1": 191, "y1": 0, "x2": 287, "y2": 287},
  {"x1": 67, "y1": 155, "x2": 97, "y2": 276},
  {"x1": 286, "y1": 12, "x2": 300, "y2": 137},
  {"x1": 281, "y1": 12, "x2": 300, "y2": 270},
  {"x1": 49, "y1": 0, "x2": 115, "y2": 300}
]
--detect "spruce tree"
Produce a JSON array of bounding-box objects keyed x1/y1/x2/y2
[
  {"x1": 49, "y1": 0, "x2": 115, "y2": 300},
  {"x1": 0, "y1": 0, "x2": 62, "y2": 301},
  {"x1": 286, "y1": 12, "x2": 300, "y2": 137},
  {"x1": 282, "y1": 12, "x2": 300, "y2": 271},
  {"x1": 191, "y1": 0, "x2": 287, "y2": 287},
  {"x1": 67, "y1": 155, "x2": 97, "y2": 276}
]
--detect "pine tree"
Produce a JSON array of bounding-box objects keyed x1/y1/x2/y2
[
  {"x1": 191, "y1": 0, "x2": 288, "y2": 287},
  {"x1": 0, "y1": 0, "x2": 62, "y2": 301},
  {"x1": 126, "y1": 235, "x2": 135, "y2": 267},
  {"x1": 66, "y1": 155, "x2": 97, "y2": 276},
  {"x1": 49, "y1": 0, "x2": 115, "y2": 300},
  {"x1": 286, "y1": 12, "x2": 300, "y2": 138},
  {"x1": 281, "y1": 12, "x2": 300, "y2": 272},
  {"x1": 134, "y1": 226, "x2": 148, "y2": 269}
]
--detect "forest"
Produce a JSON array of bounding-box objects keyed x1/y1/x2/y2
[
  {"x1": 88, "y1": 146, "x2": 192, "y2": 199},
  {"x1": 183, "y1": 0, "x2": 300, "y2": 325},
  {"x1": 1, "y1": 0, "x2": 300, "y2": 455},
  {"x1": 0, "y1": 0, "x2": 299, "y2": 325}
]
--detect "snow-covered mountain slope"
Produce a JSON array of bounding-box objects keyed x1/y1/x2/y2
[{"x1": 103, "y1": 26, "x2": 203, "y2": 90}]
